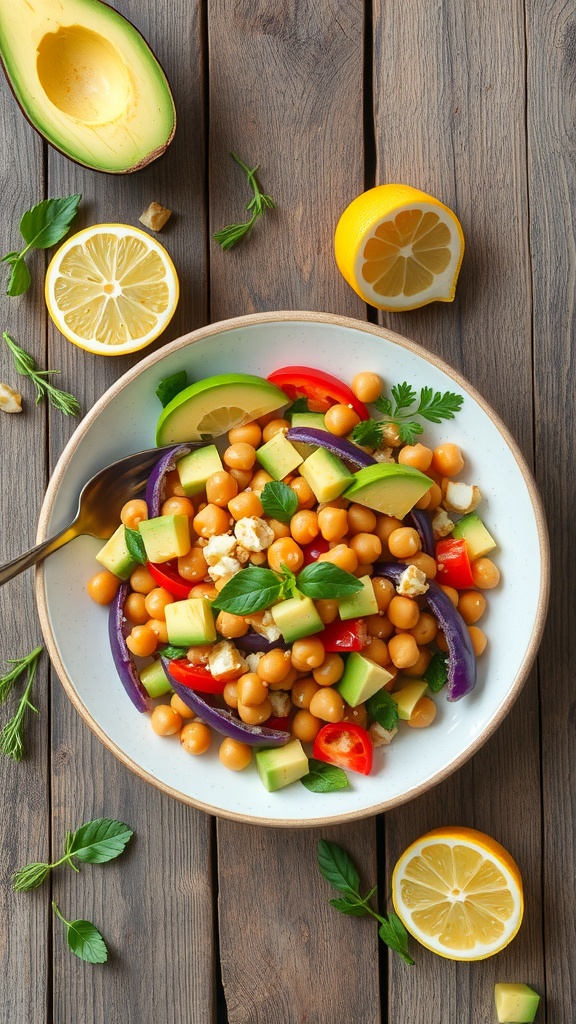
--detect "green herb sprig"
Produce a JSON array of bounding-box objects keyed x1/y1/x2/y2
[
  {"x1": 317, "y1": 839, "x2": 415, "y2": 965},
  {"x1": 213, "y1": 152, "x2": 275, "y2": 250},
  {"x1": 301, "y1": 759, "x2": 349, "y2": 793},
  {"x1": 2, "y1": 332, "x2": 80, "y2": 416},
  {"x1": 52, "y1": 902, "x2": 109, "y2": 964},
  {"x1": 211, "y1": 560, "x2": 362, "y2": 616},
  {"x1": 12, "y1": 817, "x2": 134, "y2": 892},
  {"x1": 2, "y1": 194, "x2": 81, "y2": 296},
  {"x1": 0, "y1": 645, "x2": 43, "y2": 761},
  {"x1": 352, "y1": 382, "x2": 464, "y2": 447}
]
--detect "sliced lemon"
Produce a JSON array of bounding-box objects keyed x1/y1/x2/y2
[
  {"x1": 45, "y1": 224, "x2": 179, "y2": 355},
  {"x1": 391, "y1": 826, "x2": 524, "y2": 961},
  {"x1": 334, "y1": 184, "x2": 464, "y2": 311}
]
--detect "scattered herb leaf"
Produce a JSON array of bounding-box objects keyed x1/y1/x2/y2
[
  {"x1": 211, "y1": 566, "x2": 284, "y2": 615},
  {"x1": 124, "y1": 526, "x2": 147, "y2": 565},
  {"x1": 12, "y1": 817, "x2": 134, "y2": 892},
  {"x1": 0, "y1": 645, "x2": 43, "y2": 705},
  {"x1": 301, "y1": 759, "x2": 349, "y2": 793},
  {"x1": 285, "y1": 397, "x2": 310, "y2": 416},
  {"x1": 317, "y1": 839, "x2": 415, "y2": 965},
  {"x1": 372, "y1": 382, "x2": 464, "y2": 446},
  {"x1": 2, "y1": 194, "x2": 81, "y2": 296},
  {"x1": 159, "y1": 644, "x2": 189, "y2": 661},
  {"x1": 366, "y1": 687, "x2": 399, "y2": 732},
  {"x1": 156, "y1": 370, "x2": 188, "y2": 408},
  {"x1": 52, "y1": 902, "x2": 108, "y2": 964},
  {"x1": 0, "y1": 646, "x2": 42, "y2": 761},
  {"x1": 213, "y1": 152, "x2": 275, "y2": 250},
  {"x1": 296, "y1": 562, "x2": 363, "y2": 599},
  {"x1": 351, "y1": 418, "x2": 385, "y2": 449},
  {"x1": 424, "y1": 651, "x2": 449, "y2": 693},
  {"x1": 2, "y1": 333, "x2": 81, "y2": 416},
  {"x1": 260, "y1": 481, "x2": 299, "y2": 523}
]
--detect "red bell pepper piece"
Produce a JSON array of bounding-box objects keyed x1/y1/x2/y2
[
  {"x1": 165, "y1": 659, "x2": 226, "y2": 694},
  {"x1": 300, "y1": 536, "x2": 331, "y2": 565},
  {"x1": 319, "y1": 618, "x2": 368, "y2": 652},
  {"x1": 267, "y1": 366, "x2": 370, "y2": 419},
  {"x1": 313, "y1": 722, "x2": 373, "y2": 775},
  {"x1": 435, "y1": 537, "x2": 475, "y2": 589},
  {"x1": 147, "y1": 560, "x2": 192, "y2": 600}
]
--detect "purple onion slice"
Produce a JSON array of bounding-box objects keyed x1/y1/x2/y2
[
  {"x1": 373, "y1": 562, "x2": 477, "y2": 701},
  {"x1": 109, "y1": 582, "x2": 154, "y2": 712},
  {"x1": 286, "y1": 427, "x2": 377, "y2": 469},
  {"x1": 145, "y1": 444, "x2": 192, "y2": 518},
  {"x1": 234, "y1": 633, "x2": 288, "y2": 654},
  {"x1": 161, "y1": 658, "x2": 290, "y2": 746},
  {"x1": 409, "y1": 508, "x2": 435, "y2": 555}
]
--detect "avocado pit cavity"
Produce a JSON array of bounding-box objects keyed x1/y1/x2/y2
[{"x1": 36, "y1": 25, "x2": 130, "y2": 124}]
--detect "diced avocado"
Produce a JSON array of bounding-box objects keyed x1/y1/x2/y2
[
  {"x1": 0, "y1": 0, "x2": 176, "y2": 173},
  {"x1": 342, "y1": 463, "x2": 432, "y2": 518},
  {"x1": 176, "y1": 445, "x2": 223, "y2": 497},
  {"x1": 337, "y1": 652, "x2": 394, "y2": 707},
  {"x1": 270, "y1": 596, "x2": 324, "y2": 642},
  {"x1": 494, "y1": 984, "x2": 540, "y2": 1023},
  {"x1": 452, "y1": 512, "x2": 497, "y2": 560},
  {"x1": 299, "y1": 448, "x2": 354, "y2": 503},
  {"x1": 255, "y1": 738, "x2": 309, "y2": 792},
  {"x1": 256, "y1": 431, "x2": 303, "y2": 480},
  {"x1": 391, "y1": 680, "x2": 429, "y2": 720},
  {"x1": 95, "y1": 524, "x2": 138, "y2": 580},
  {"x1": 164, "y1": 597, "x2": 216, "y2": 646},
  {"x1": 139, "y1": 659, "x2": 173, "y2": 698},
  {"x1": 338, "y1": 575, "x2": 378, "y2": 620},
  {"x1": 139, "y1": 514, "x2": 191, "y2": 564},
  {"x1": 290, "y1": 412, "x2": 326, "y2": 457}
]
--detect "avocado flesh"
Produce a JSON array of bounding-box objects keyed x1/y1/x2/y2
[
  {"x1": 342, "y1": 463, "x2": 432, "y2": 518},
  {"x1": 0, "y1": 0, "x2": 176, "y2": 173}
]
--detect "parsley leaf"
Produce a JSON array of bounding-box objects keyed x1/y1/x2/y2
[
  {"x1": 211, "y1": 566, "x2": 284, "y2": 615},
  {"x1": 156, "y1": 370, "x2": 188, "y2": 408},
  {"x1": 351, "y1": 418, "x2": 385, "y2": 449},
  {"x1": 260, "y1": 481, "x2": 299, "y2": 523},
  {"x1": 301, "y1": 759, "x2": 349, "y2": 793},
  {"x1": 366, "y1": 687, "x2": 399, "y2": 731},
  {"x1": 296, "y1": 562, "x2": 363, "y2": 599},
  {"x1": 371, "y1": 381, "x2": 464, "y2": 446}
]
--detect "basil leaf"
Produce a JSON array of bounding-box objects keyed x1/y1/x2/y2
[
  {"x1": 159, "y1": 644, "x2": 189, "y2": 661},
  {"x1": 260, "y1": 481, "x2": 298, "y2": 523},
  {"x1": 6, "y1": 259, "x2": 31, "y2": 297},
  {"x1": 301, "y1": 758, "x2": 349, "y2": 793},
  {"x1": 329, "y1": 895, "x2": 372, "y2": 917},
  {"x1": 378, "y1": 913, "x2": 415, "y2": 965},
  {"x1": 424, "y1": 651, "x2": 448, "y2": 693},
  {"x1": 296, "y1": 562, "x2": 363, "y2": 599},
  {"x1": 210, "y1": 566, "x2": 283, "y2": 615},
  {"x1": 317, "y1": 839, "x2": 360, "y2": 898},
  {"x1": 19, "y1": 194, "x2": 82, "y2": 249},
  {"x1": 124, "y1": 527, "x2": 147, "y2": 565},
  {"x1": 156, "y1": 370, "x2": 188, "y2": 408},
  {"x1": 68, "y1": 818, "x2": 134, "y2": 864},
  {"x1": 64, "y1": 917, "x2": 108, "y2": 964},
  {"x1": 366, "y1": 687, "x2": 399, "y2": 731}
]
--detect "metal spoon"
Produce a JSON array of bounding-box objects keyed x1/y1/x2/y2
[{"x1": 0, "y1": 445, "x2": 192, "y2": 586}]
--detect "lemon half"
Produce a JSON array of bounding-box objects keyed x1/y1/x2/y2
[
  {"x1": 334, "y1": 184, "x2": 464, "y2": 311},
  {"x1": 45, "y1": 223, "x2": 179, "y2": 355}
]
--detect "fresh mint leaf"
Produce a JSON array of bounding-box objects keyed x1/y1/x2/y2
[
  {"x1": 211, "y1": 566, "x2": 284, "y2": 615},
  {"x1": 124, "y1": 527, "x2": 147, "y2": 565},
  {"x1": 19, "y1": 195, "x2": 82, "y2": 250},
  {"x1": 366, "y1": 687, "x2": 399, "y2": 731},
  {"x1": 351, "y1": 419, "x2": 385, "y2": 449},
  {"x1": 424, "y1": 651, "x2": 448, "y2": 693},
  {"x1": 156, "y1": 370, "x2": 188, "y2": 408},
  {"x1": 301, "y1": 759, "x2": 349, "y2": 793},
  {"x1": 260, "y1": 481, "x2": 299, "y2": 523},
  {"x1": 379, "y1": 913, "x2": 415, "y2": 965},
  {"x1": 317, "y1": 839, "x2": 361, "y2": 898},
  {"x1": 68, "y1": 818, "x2": 134, "y2": 864},
  {"x1": 296, "y1": 562, "x2": 363, "y2": 600},
  {"x1": 6, "y1": 259, "x2": 31, "y2": 297},
  {"x1": 52, "y1": 903, "x2": 108, "y2": 964},
  {"x1": 330, "y1": 894, "x2": 373, "y2": 917}
]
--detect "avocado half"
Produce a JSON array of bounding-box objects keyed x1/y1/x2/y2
[{"x1": 0, "y1": 0, "x2": 176, "y2": 174}]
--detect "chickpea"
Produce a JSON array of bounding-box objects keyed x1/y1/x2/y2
[
  {"x1": 414, "y1": 490, "x2": 431, "y2": 510},
  {"x1": 351, "y1": 371, "x2": 382, "y2": 403},
  {"x1": 223, "y1": 681, "x2": 239, "y2": 708},
  {"x1": 438, "y1": 584, "x2": 459, "y2": 607},
  {"x1": 398, "y1": 443, "x2": 433, "y2": 472},
  {"x1": 374, "y1": 515, "x2": 404, "y2": 547},
  {"x1": 237, "y1": 697, "x2": 272, "y2": 725},
  {"x1": 347, "y1": 504, "x2": 377, "y2": 535},
  {"x1": 123, "y1": 591, "x2": 149, "y2": 624},
  {"x1": 223, "y1": 442, "x2": 257, "y2": 471},
  {"x1": 193, "y1": 503, "x2": 232, "y2": 538},
  {"x1": 387, "y1": 527, "x2": 421, "y2": 559},
  {"x1": 402, "y1": 646, "x2": 433, "y2": 678},
  {"x1": 291, "y1": 709, "x2": 322, "y2": 743},
  {"x1": 180, "y1": 720, "x2": 211, "y2": 755},
  {"x1": 366, "y1": 614, "x2": 395, "y2": 640},
  {"x1": 290, "y1": 476, "x2": 316, "y2": 509},
  {"x1": 228, "y1": 422, "x2": 262, "y2": 447},
  {"x1": 342, "y1": 702, "x2": 369, "y2": 728},
  {"x1": 250, "y1": 469, "x2": 274, "y2": 492},
  {"x1": 161, "y1": 496, "x2": 195, "y2": 518},
  {"x1": 151, "y1": 705, "x2": 182, "y2": 736},
  {"x1": 257, "y1": 648, "x2": 292, "y2": 684},
  {"x1": 364, "y1": 637, "x2": 390, "y2": 667},
  {"x1": 436, "y1": 630, "x2": 449, "y2": 653},
  {"x1": 317, "y1": 506, "x2": 348, "y2": 541},
  {"x1": 406, "y1": 696, "x2": 437, "y2": 729},
  {"x1": 262, "y1": 418, "x2": 290, "y2": 442},
  {"x1": 228, "y1": 490, "x2": 263, "y2": 520},
  {"x1": 215, "y1": 610, "x2": 249, "y2": 638},
  {"x1": 291, "y1": 677, "x2": 320, "y2": 708},
  {"x1": 237, "y1": 672, "x2": 269, "y2": 706},
  {"x1": 349, "y1": 532, "x2": 382, "y2": 564},
  {"x1": 458, "y1": 590, "x2": 487, "y2": 624},
  {"x1": 400, "y1": 552, "x2": 438, "y2": 578},
  {"x1": 126, "y1": 625, "x2": 158, "y2": 658},
  {"x1": 313, "y1": 652, "x2": 345, "y2": 685},
  {"x1": 129, "y1": 565, "x2": 156, "y2": 595},
  {"x1": 205, "y1": 471, "x2": 238, "y2": 507},
  {"x1": 387, "y1": 595, "x2": 420, "y2": 630},
  {"x1": 291, "y1": 637, "x2": 326, "y2": 671},
  {"x1": 309, "y1": 687, "x2": 345, "y2": 723},
  {"x1": 188, "y1": 583, "x2": 218, "y2": 601},
  {"x1": 229, "y1": 468, "x2": 254, "y2": 490},
  {"x1": 468, "y1": 625, "x2": 488, "y2": 655},
  {"x1": 388, "y1": 632, "x2": 420, "y2": 669},
  {"x1": 409, "y1": 612, "x2": 437, "y2": 645},
  {"x1": 146, "y1": 618, "x2": 169, "y2": 644},
  {"x1": 268, "y1": 665, "x2": 299, "y2": 691},
  {"x1": 218, "y1": 737, "x2": 253, "y2": 771},
  {"x1": 426, "y1": 482, "x2": 443, "y2": 509},
  {"x1": 120, "y1": 498, "x2": 148, "y2": 530},
  {"x1": 163, "y1": 469, "x2": 185, "y2": 498},
  {"x1": 316, "y1": 598, "x2": 339, "y2": 624},
  {"x1": 431, "y1": 443, "x2": 464, "y2": 477},
  {"x1": 267, "y1": 537, "x2": 304, "y2": 573},
  {"x1": 86, "y1": 570, "x2": 121, "y2": 606},
  {"x1": 471, "y1": 558, "x2": 501, "y2": 590},
  {"x1": 290, "y1": 509, "x2": 319, "y2": 546},
  {"x1": 372, "y1": 577, "x2": 394, "y2": 613},
  {"x1": 170, "y1": 693, "x2": 195, "y2": 720},
  {"x1": 324, "y1": 403, "x2": 361, "y2": 436},
  {"x1": 144, "y1": 587, "x2": 174, "y2": 619},
  {"x1": 177, "y1": 546, "x2": 208, "y2": 583},
  {"x1": 317, "y1": 544, "x2": 358, "y2": 574}
]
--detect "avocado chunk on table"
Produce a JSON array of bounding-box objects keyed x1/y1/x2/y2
[{"x1": 494, "y1": 983, "x2": 540, "y2": 1023}]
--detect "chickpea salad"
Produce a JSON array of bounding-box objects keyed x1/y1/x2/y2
[{"x1": 87, "y1": 366, "x2": 500, "y2": 794}]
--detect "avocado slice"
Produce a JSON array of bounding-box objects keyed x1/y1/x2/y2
[
  {"x1": 156, "y1": 373, "x2": 288, "y2": 444},
  {"x1": 0, "y1": 0, "x2": 176, "y2": 173},
  {"x1": 494, "y1": 984, "x2": 540, "y2": 1023},
  {"x1": 342, "y1": 463, "x2": 432, "y2": 518},
  {"x1": 95, "y1": 524, "x2": 138, "y2": 580}
]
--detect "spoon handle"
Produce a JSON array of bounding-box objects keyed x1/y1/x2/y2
[{"x1": 0, "y1": 522, "x2": 80, "y2": 585}]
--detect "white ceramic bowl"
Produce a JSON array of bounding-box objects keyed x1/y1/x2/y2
[{"x1": 35, "y1": 311, "x2": 550, "y2": 826}]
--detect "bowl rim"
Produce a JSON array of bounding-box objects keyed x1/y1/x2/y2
[{"x1": 35, "y1": 309, "x2": 551, "y2": 826}]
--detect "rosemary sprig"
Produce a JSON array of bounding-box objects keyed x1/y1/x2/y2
[
  {"x1": 213, "y1": 152, "x2": 275, "y2": 250},
  {"x1": 2, "y1": 332, "x2": 81, "y2": 415},
  {"x1": 0, "y1": 647, "x2": 42, "y2": 761}
]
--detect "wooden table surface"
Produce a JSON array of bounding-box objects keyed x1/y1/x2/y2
[{"x1": 0, "y1": 1, "x2": 569, "y2": 1021}]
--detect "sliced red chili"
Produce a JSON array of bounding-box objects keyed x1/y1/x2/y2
[
  {"x1": 165, "y1": 659, "x2": 226, "y2": 694},
  {"x1": 147, "y1": 560, "x2": 191, "y2": 600},
  {"x1": 313, "y1": 722, "x2": 373, "y2": 775},
  {"x1": 435, "y1": 537, "x2": 475, "y2": 589},
  {"x1": 267, "y1": 366, "x2": 370, "y2": 419},
  {"x1": 319, "y1": 618, "x2": 368, "y2": 652}
]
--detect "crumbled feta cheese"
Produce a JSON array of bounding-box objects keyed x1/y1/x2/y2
[
  {"x1": 207, "y1": 640, "x2": 248, "y2": 681},
  {"x1": 139, "y1": 201, "x2": 172, "y2": 232},
  {"x1": 372, "y1": 447, "x2": 395, "y2": 463},
  {"x1": 235, "y1": 544, "x2": 251, "y2": 564},
  {"x1": 207, "y1": 555, "x2": 242, "y2": 581},
  {"x1": 204, "y1": 534, "x2": 237, "y2": 565},
  {"x1": 269, "y1": 690, "x2": 292, "y2": 718},
  {"x1": 244, "y1": 609, "x2": 282, "y2": 641},
  {"x1": 432, "y1": 508, "x2": 455, "y2": 538},
  {"x1": 396, "y1": 564, "x2": 429, "y2": 596},
  {"x1": 234, "y1": 516, "x2": 275, "y2": 552},
  {"x1": 369, "y1": 722, "x2": 398, "y2": 747},
  {"x1": 245, "y1": 652, "x2": 263, "y2": 673},
  {"x1": 443, "y1": 481, "x2": 482, "y2": 515}
]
